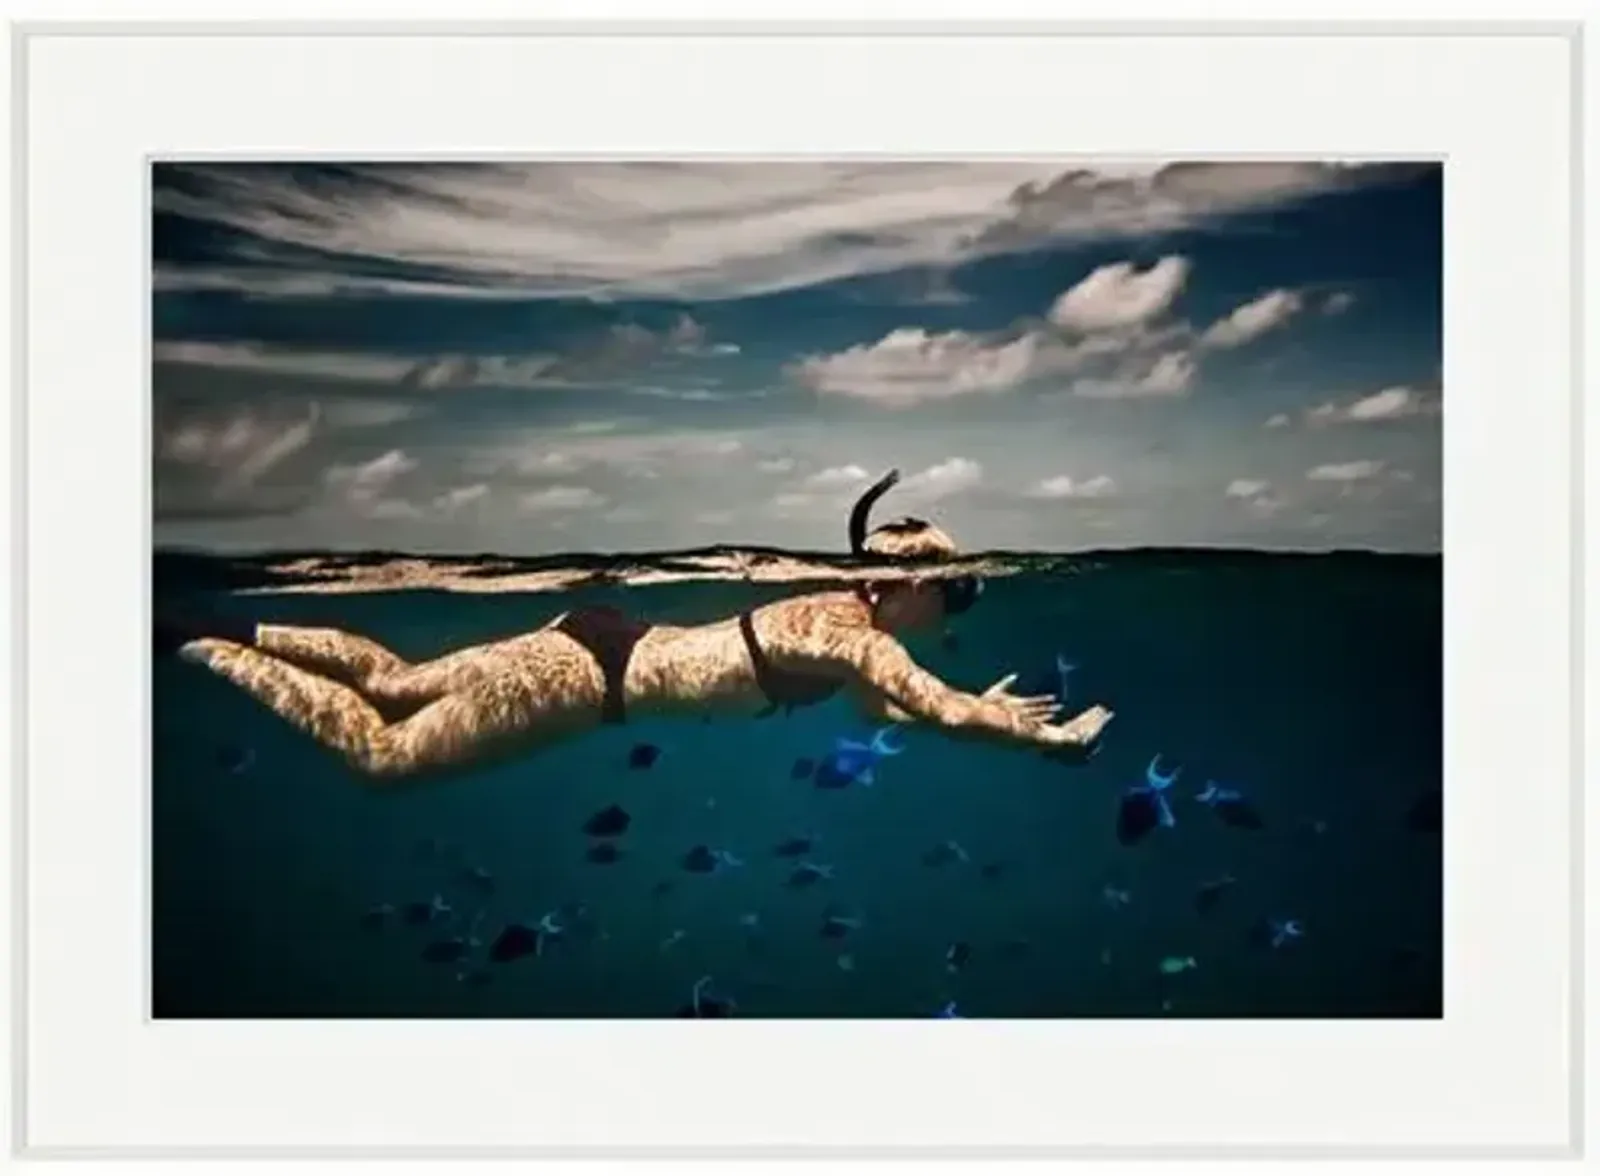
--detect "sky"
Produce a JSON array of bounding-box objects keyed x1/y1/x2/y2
[{"x1": 151, "y1": 161, "x2": 1441, "y2": 555}]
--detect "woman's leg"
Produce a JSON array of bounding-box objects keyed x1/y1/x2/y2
[
  {"x1": 253, "y1": 624, "x2": 523, "y2": 714},
  {"x1": 178, "y1": 635, "x2": 604, "y2": 783}
]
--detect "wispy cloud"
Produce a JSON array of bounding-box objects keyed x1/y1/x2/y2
[
  {"x1": 1323, "y1": 291, "x2": 1356, "y2": 315},
  {"x1": 1306, "y1": 386, "x2": 1439, "y2": 425},
  {"x1": 155, "y1": 314, "x2": 731, "y2": 393},
  {"x1": 1306, "y1": 460, "x2": 1385, "y2": 482},
  {"x1": 1199, "y1": 288, "x2": 1304, "y2": 349},
  {"x1": 322, "y1": 448, "x2": 423, "y2": 519},
  {"x1": 518, "y1": 486, "x2": 608, "y2": 514},
  {"x1": 971, "y1": 162, "x2": 1423, "y2": 251},
  {"x1": 154, "y1": 161, "x2": 1420, "y2": 302}
]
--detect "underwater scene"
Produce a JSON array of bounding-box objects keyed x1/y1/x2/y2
[{"x1": 152, "y1": 547, "x2": 1442, "y2": 1020}]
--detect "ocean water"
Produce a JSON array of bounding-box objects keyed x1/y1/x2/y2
[{"x1": 152, "y1": 550, "x2": 1442, "y2": 1019}]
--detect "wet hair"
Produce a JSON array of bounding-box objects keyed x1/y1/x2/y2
[{"x1": 861, "y1": 516, "x2": 959, "y2": 562}]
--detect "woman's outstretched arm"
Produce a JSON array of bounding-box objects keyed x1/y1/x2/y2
[{"x1": 829, "y1": 629, "x2": 1112, "y2": 752}]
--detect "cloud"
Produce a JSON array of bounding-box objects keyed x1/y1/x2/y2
[
  {"x1": 518, "y1": 486, "x2": 608, "y2": 514},
  {"x1": 897, "y1": 457, "x2": 983, "y2": 502},
  {"x1": 1137, "y1": 351, "x2": 1197, "y2": 395},
  {"x1": 1264, "y1": 413, "x2": 1292, "y2": 429},
  {"x1": 1199, "y1": 289, "x2": 1304, "y2": 349},
  {"x1": 1028, "y1": 474, "x2": 1117, "y2": 499},
  {"x1": 154, "y1": 340, "x2": 421, "y2": 383},
  {"x1": 1323, "y1": 291, "x2": 1356, "y2": 315},
  {"x1": 972, "y1": 162, "x2": 1426, "y2": 250},
  {"x1": 1306, "y1": 460, "x2": 1385, "y2": 482},
  {"x1": 155, "y1": 315, "x2": 730, "y2": 394},
  {"x1": 1306, "y1": 386, "x2": 1439, "y2": 425},
  {"x1": 1047, "y1": 256, "x2": 1191, "y2": 333},
  {"x1": 793, "y1": 327, "x2": 1040, "y2": 406},
  {"x1": 1224, "y1": 477, "x2": 1283, "y2": 515},
  {"x1": 489, "y1": 430, "x2": 747, "y2": 479},
  {"x1": 1070, "y1": 349, "x2": 1197, "y2": 399},
  {"x1": 757, "y1": 457, "x2": 796, "y2": 474},
  {"x1": 160, "y1": 406, "x2": 318, "y2": 484},
  {"x1": 155, "y1": 161, "x2": 1425, "y2": 302},
  {"x1": 154, "y1": 161, "x2": 1067, "y2": 301},
  {"x1": 323, "y1": 449, "x2": 420, "y2": 514},
  {"x1": 432, "y1": 483, "x2": 489, "y2": 513},
  {"x1": 801, "y1": 465, "x2": 871, "y2": 490},
  {"x1": 771, "y1": 456, "x2": 981, "y2": 518},
  {"x1": 155, "y1": 405, "x2": 322, "y2": 522}
]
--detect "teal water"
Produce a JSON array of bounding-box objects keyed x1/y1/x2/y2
[{"x1": 152, "y1": 550, "x2": 1442, "y2": 1019}]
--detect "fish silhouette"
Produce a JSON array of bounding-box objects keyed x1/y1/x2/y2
[{"x1": 583, "y1": 803, "x2": 631, "y2": 838}]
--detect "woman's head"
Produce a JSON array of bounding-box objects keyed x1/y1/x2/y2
[{"x1": 848, "y1": 473, "x2": 984, "y2": 632}]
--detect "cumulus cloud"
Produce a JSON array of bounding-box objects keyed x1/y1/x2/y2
[
  {"x1": 1306, "y1": 386, "x2": 1439, "y2": 426},
  {"x1": 793, "y1": 328, "x2": 1040, "y2": 406},
  {"x1": 1224, "y1": 477, "x2": 1282, "y2": 515},
  {"x1": 1264, "y1": 413, "x2": 1292, "y2": 429},
  {"x1": 1047, "y1": 257, "x2": 1191, "y2": 333},
  {"x1": 898, "y1": 457, "x2": 983, "y2": 502},
  {"x1": 518, "y1": 486, "x2": 608, "y2": 514},
  {"x1": 155, "y1": 161, "x2": 1423, "y2": 302},
  {"x1": 1199, "y1": 289, "x2": 1304, "y2": 349},
  {"x1": 792, "y1": 270, "x2": 1206, "y2": 407},
  {"x1": 1306, "y1": 460, "x2": 1385, "y2": 482},
  {"x1": 1071, "y1": 349, "x2": 1197, "y2": 399},
  {"x1": 801, "y1": 465, "x2": 871, "y2": 490},
  {"x1": 1028, "y1": 474, "x2": 1117, "y2": 499},
  {"x1": 771, "y1": 456, "x2": 981, "y2": 517}
]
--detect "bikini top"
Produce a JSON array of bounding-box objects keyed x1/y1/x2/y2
[{"x1": 737, "y1": 610, "x2": 844, "y2": 716}]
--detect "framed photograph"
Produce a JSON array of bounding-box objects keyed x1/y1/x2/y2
[{"x1": 12, "y1": 14, "x2": 1583, "y2": 1160}]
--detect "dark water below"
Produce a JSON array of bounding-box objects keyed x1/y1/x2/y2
[{"x1": 152, "y1": 551, "x2": 1442, "y2": 1019}]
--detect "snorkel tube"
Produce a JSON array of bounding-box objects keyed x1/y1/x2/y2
[{"x1": 849, "y1": 468, "x2": 901, "y2": 555}]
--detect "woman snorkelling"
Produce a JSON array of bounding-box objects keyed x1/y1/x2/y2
[{"x1": 157, "y1": 469, "x2": 1114, "y2": 784}]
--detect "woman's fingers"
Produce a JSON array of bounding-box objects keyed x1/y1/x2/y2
[{"x1": 983, "y1": 672, "x2": 1020, "y2": 698}]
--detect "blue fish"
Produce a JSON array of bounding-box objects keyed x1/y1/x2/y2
[
  {"x1": 1117, "y1": 755, "x2": 1181, "y2": 845},
  {"x1": 1251, "y1": 916, "x2": 1305, "y2": 950},
  {"x1": 813, "y1": 726, "x2": 904, "y2": 789},
  {"x1": 1197, "y1": 781, "x2": 1265, "y2": 830}
]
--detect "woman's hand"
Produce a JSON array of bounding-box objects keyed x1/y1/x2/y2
[
  {"x1": 1038, "y1": 703, "x2": 1115, "y2": 762},
  {"x1": 979, "y1": 672, "x2": 1063, "y2": 727}
]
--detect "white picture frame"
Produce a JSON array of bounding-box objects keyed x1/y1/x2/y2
[{"x1": 8, "y1": 12, "x2": 1584, "y2": 1160}]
